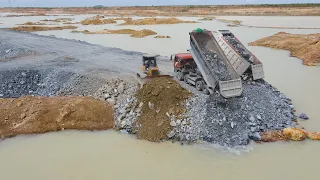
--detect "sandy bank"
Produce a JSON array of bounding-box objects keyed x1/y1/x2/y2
[
  {"x1": 0, "y1": 96, "x2": 114, "y2": 139},
  {"x1": 119, "y1": 17, "x2": 197, "y2": 25},
  {"x1": 249, "y1": 32, "x2": 320, "y2": 66},
  {"x1": 80, "y1": 16, "x2": 117, "y2": 25},
  {"x1": 20, "y1": 22, "x2": 46, "y2": 25},
  {"x1": 10, "y1": 25, "x2": 77, "y2": 32},
  {"x1": 72, "y1": 29, "x2": 157, "y2": 38}
]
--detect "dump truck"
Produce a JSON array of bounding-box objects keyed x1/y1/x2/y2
[
  {"x1": 215, "y1": 30, "x2": 264, "y2": 80},
  {"x1": 174, "y1": 29, "x2": 243, "y2": 98}
]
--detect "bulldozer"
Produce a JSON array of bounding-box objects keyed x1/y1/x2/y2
[{"x1": 136, "y1": 54, "x2": 172, "y2": 85}]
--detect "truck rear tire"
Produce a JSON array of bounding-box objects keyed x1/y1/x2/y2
[
  {"x1": 176, "y1": 71, "x2": 184, "y2": 81},
  {"x1": 203, "y1": 85, "x2": 210, "y2": 95},
  {"x1": 195, "y1": 80, "x2": 203, "y2": 91},
  {"x1": 184, "y1": 74, "x2": 189, "y2": 84}
]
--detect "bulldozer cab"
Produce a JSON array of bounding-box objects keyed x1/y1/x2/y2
[{"x1": 142, "y1": 54, "x2": 158, "y2": 69}]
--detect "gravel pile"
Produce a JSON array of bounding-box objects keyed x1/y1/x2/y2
[
  {"x1": 174, "y1": 79, "x2": 296, "y2": 147},
  {"x1": 93, "y1": 77, "x2": 139, "y2": 133},
  {"x1": 224, "y1": 36, "x2": 252, "y2": 63},
  {"x1": 0, "y1": 68, "x2": 73, "y2": 98},
  {"x1": 204, "y1": 50, "x2": 232, "y2": 81},
  {"x1": 0, "y1": 42, "x2": 37, "y2": 61}
]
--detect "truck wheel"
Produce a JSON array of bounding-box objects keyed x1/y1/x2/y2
[
  {"x1": 184, "y1": 74, "x2": 189, "y2": 84},
  {"x1": 176, "y1": 71, "x2": 183, "y2": 81},
  {"x1": 203, "y1": 85, "x2": 210, "y2": 95},
  {"x1": 195, "y1": 80, "x2": 203, "y2": 91}
]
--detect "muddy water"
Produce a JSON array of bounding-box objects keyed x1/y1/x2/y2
[{"x1": 0, "y1": 15, "x2": 320, "y2": 180}]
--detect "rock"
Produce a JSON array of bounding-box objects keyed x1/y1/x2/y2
[
  {"x1": 289, "y1": 105, "x2": 294, "y2": 109},
  {"x1": 119, "y1": 129, "x2": 128, "y2": 134},
  {"x1": 249, "y1": 116, "x2": 255, "y2": 122},
  {"x1": 251, "y1": 126, "x2": 259, "y2": 132},
  {"x1": 249, "y1": 132, "x2": 261, "y2": 141},
  {"x1": 106, "y1": 98, "x2": 116, "y2": 105},
  {"x1": 176, "y1": 120, "x2": 181, "y2": 125},
  {"x1": 156, "y1": 108, "x2": 161, "y2": 113},
  {"x1": 282, "y1": 128, "x2": 306, "y2": 141},
  {"x1": 120, "y1": 120, "x2": 126, "y2": 128},
  {"x1": 231, "y1": 122, "x2": 235, "y2": 129},
  {"x1": 21, "y1": 72, "x2": 27, "y2": 76},
  {"x1": 299, "y1": 113, "x2": 309, "y2": 120},
  {"x1": 104, "y1": 93, "x2": 110, "y2": 99},
  {"x1": 182, "y1": 120, "x2": 186, "y2": 125},
  {"x1": 118, "y1": 82, "x2": 125, "y2": 93},
  {"x1": 148, "y1": 102, "x2": 154, "y2": 109},
  {"x1": 114, "y1": 89, "x2": 118, "y2": 93},
  {"x1": 0, "y1": 94, "x2": 3, "y2": 97},
  {"x1": 170, "y1": 121, "x2": 177, "y2": 127},
  {"x1": 256, "y1": 114, "x2": 262, "y2": 120},
  {"x1": 138, "y1": 102, "x2": 143, "y2": 108},
  {"x1": 167, "y1": 131, "x2": 175, "y2": 139}
]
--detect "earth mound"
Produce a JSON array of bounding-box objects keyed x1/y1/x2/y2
[
  {"x1": 11, "y1": 25, "x2": 77, "y2": 32},
  {"x1": 249, "y1": 32, "x2": 320, "y2": 66},
  {"x1": 134, "y1": 77, "x2": 191, "y2": 142},
  {"x1": 0, "y1": 96, "x2": 114, "y2": 139}
]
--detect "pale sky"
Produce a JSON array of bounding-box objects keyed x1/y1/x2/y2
[{"x1": 0, "y1": 0, "x2": 319, "y2": 7}]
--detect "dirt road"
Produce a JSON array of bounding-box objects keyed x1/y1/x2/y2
[{"x1": 0, "y1": 29, "x2": 173, "y2": 73}]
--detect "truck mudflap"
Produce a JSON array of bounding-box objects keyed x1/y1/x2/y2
[
  {"x1": 251, "y1": 63, "x2": 265, "y2": 80},
  {"x1": 219, "y1": 78, "x2": 243, "y2": 98}
]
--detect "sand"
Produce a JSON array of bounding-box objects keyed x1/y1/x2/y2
[
  {"x1": 0, "y1": 96, "x2": 114, "y2": 139},
  {"x1": 249, "y1": 32, "x2": 320, "y2": 66},
  {"x1": 134, "y1": 77, "x2": 191, "y2": 142},
  {"x1": 10, "y1": 25, "x2": 77, "y2": 32}
]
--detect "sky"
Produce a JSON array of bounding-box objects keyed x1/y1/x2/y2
[{"x1": 0, "y1": 0, "x2": 319, "y2": 7}]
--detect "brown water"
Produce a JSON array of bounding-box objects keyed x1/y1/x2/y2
[{"x1": 0, "y1": 15, "x2": 319, "y2": 180}]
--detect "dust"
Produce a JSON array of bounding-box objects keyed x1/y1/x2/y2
[
  {"x1": 73, "y1": 29, "x2": 157, "y2": 38},
  {"x1": 0, "y1": 96, "x2": 114, "y2": 139},
  {"x1": 134, "y1": 77, "x2": 191, "y2": 142},
  {"x1": 119, "y1": 17, "x2": 197, "y2": 25},
  {"x1": 249, "y1": 32, "x2": 320, "y2": 66},
  {"x1": 10, "y1": 25, "x2": 77, "y2": 32}
]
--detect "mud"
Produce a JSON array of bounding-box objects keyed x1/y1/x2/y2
[
  {"x1": 135, "y1": 77, "x2": 191, "y2": 142},
  {"x1": 119, "y1": 17, "x2": 197, "y2": 25},
  {"x1": 249, "y1": 32, "x2": 320, "y2": 66},
  {"x1": 0, "y1": 96, "x2": 114, "y2": 139},
  {"x1": 78, "y1": 29, "x2": 157, "y2": 38},
  {"x1": 10, "y1": 25, "x2": 77, "y2": 32}
]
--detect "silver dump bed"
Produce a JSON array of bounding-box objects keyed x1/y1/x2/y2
[
  {"x1": 189, "y1": 29, "x2": 242, "y2": 98},
  {"x1": 215, "y1": 30, "x2": 265, "y2": 80}
]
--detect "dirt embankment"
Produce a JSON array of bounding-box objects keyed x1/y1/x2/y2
[
  {"x1": 134, "y1": 77, "x2": 191, "y2": 142},
  {"x1": 119, "y1": 17, "x2": 197, "y2": 25},
  {"x1": 0, "y1": 96, "x2": 114, "y2": 139},
  {"x1": 10, "y1": 25, "x2": 77, "y2": 32},
  {"x1": 249, "y1": 32, "x2": 320, "y2": 66},
  {"x1": 72, "y1": 29, "x2": 157, "y2": 38},
  {"x1": 2, "y1": 5, "x2": 320, "y2": 16},
  {"x1": 216, "y1": 18, "x2": 242, "y2": 26}
]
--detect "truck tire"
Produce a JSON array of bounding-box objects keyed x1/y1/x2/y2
[
  {"x1": 203, "y1": 85, "x2": 210, "y2": 95},
  {"x1": 176, "y1": 71, "x2": 184, "y2": 81},
  {"x1": 184, "y1": 74, "x2": 189, "y2": 84},
  {"x1": 195, "y1": 80, "x2": 203, "y2": 91}
]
